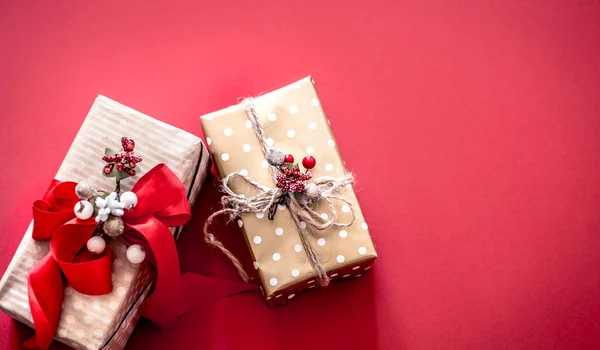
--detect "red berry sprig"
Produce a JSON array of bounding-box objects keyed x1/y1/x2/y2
[
  {"x1": 275, "y1": 154, "x2": 315, "y2": 194},
  {"x1": 102, "y1": 137, "x2": 143, "y2": 176}
]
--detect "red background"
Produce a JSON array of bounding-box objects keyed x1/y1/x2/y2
[{"x1": 1, "y1": 1, "x2": 599, "y2": 349}]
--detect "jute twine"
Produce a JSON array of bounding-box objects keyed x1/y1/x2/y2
[{"x1": 204, "y1": 98, "x2": 356, "y2": 287}]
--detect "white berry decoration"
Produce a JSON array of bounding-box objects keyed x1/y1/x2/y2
[
  {"x1": 86, "y1": 236, "x2": 106, "y2": 254},
  {"x1": 95, "y1": 197, "x2": 110, "y2": 222},
  {"x1": 106, "y1": 192, "x2": 124, "y2": 216},
  {"x1": 103, "y1": 216, "x2": 124, "y2": 237},
  {"x1": 74, "y1": 201, "x2": 94, "y2": 220},
  {"x1": 126, "y1": 244, "x2": 146, "y2": 264},
  {"x1": 95, "y1": 192, "x2": 124, "y2": 222},
  {"x1": 75, "y1": 181, "x2": 95, "y2": 199},
  {"x1": 119, "y1": 191, "x2": 138, "y2": 209}
]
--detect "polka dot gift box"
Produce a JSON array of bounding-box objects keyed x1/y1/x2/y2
[
  {"x1": 201, "y1": 77, "x2": 377, "y2": 303},
  {"x1": 0, "y1": 96, "x2": 210, "y2": 350}
]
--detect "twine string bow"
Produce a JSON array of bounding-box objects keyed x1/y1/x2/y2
[{"x1": 204, "y1": 98, "x2": 355, "y2": 287}]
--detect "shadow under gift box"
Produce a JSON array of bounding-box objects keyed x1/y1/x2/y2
[
  {"x1": 0, "y1": 96, "x2": 210, "y2": 350},
  {"x1": 200, "y1": 77, "x2": 377, "y2": 303}
]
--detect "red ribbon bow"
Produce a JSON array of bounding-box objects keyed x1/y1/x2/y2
[{"x1": 27, "y1": 164, "x2": 190, "y2": 349}]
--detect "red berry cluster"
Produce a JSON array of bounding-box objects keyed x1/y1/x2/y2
[
  {"x1": 275, "y1": 153, "x2": 316, "y2": 193},
  {"x1": 276, "y1": 165, "x2": 312, "y2": 193},
  {"x1": 102, "y1": 137, "x2": 143, "y2": 176}
]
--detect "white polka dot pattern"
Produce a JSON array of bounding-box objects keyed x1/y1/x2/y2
[
  {"x1": 84, "y1": 314, "x2": 94, "y2": 324},
  {"x1": 199, "y1": 77, "x2": 377, "y2": 304},
  {"x1": 102, "y1": 282, "x2": 152, "y2": 349},
  {"x1": 0, "y1": 237, "x2": 159, "y2": 350},
  {"x1": 124, "y1": 272, "x2": 133, "y2": 282}
]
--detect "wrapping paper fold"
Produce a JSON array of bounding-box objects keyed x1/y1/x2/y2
[
  {"x1": 0, "y1": 96, "x2": 210, "y2": 350},
  {"x1": 201, "y1": 77, "x2": 377, "y2": 303}
]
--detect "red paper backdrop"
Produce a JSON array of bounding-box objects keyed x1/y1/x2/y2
[{"x1": 1, "y1": 1, "x2": 599, "y2": 349}]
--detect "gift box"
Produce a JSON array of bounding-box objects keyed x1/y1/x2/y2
[
  {"x1": 200, "y1": 77, "x2": 377, "y2": 303},
  {"x1": 0, "y1": 95, "x2": 210, "y2": 349}
]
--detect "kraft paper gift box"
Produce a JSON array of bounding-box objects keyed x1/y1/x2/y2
[
  {"x1": 0, "y1": 96, "x2": 210, "y2": 349},
  {"x1": 200, "y1": 77, "x2": 377, "y2": 303}
]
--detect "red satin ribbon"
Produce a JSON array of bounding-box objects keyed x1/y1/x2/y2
[
  {"x1": 121, "y1": 164, "x2": 191, "y2": 326},
  {"x1": 26, "y1": 164, "x2": 192, "y2": 349}
]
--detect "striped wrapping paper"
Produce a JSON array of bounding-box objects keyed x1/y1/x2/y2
[{"x1": 0, "y1": 96, "x2": 210, "y2": 350}]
